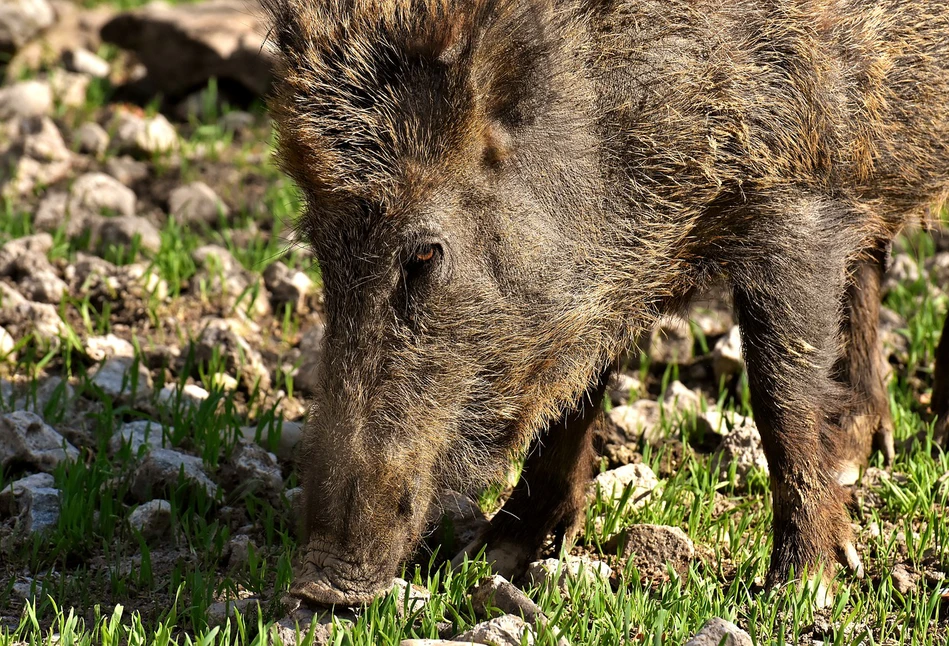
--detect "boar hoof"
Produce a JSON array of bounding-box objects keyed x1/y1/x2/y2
[
  {"x1": 779, "y1": 543, "x2": 860, "y2": 610},
  {"x1": 767, "y1": 494, "x2": 863, "y2": 604}
]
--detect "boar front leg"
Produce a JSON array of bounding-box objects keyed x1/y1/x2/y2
[
  {"x1": 453, "y1": 368, "x2": 611, "y2": 578},
  {"x1": 729, "y1": 202, "x2": 863, "y2": 601}
]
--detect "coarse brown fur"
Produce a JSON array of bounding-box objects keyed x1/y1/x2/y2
[{"x1": 262, "y1": 0, "x2": 949, "y2": 605}]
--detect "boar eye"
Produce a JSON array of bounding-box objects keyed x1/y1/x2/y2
[
  {"x1": 405, "y1": 242, "x2": 442, "y2": 272},
  {"x1": 414, "y1": 244, "x2": 437, "y2": 263}
]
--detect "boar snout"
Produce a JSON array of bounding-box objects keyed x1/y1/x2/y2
[
  {"x1": 292, "y1": 536, "x2": 397, "y2": 606},
  {"x1": 292, "y1": 419, "x2": 439, "y2": 606}
]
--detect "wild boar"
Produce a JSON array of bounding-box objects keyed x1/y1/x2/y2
[{"x1": 262, "y1": 0, "x2": 949, "y2": 605}]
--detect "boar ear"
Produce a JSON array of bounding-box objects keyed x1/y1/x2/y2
[{"x1": 467, "y1": 0, "x2": 559, "y2": 128}]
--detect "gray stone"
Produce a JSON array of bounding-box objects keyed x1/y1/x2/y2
[
  {"x1": 10, "y1": 576, "x2": 37, "y2": 601},
  {"x1": 123, "y1": 263, "x2": 169, "y2": 300},
  {"x1": 63, "y1": 47, "x2": 110, "y2": 78},
  {"x1": 683, "y1": 617, "x2": 752, "y2": 646},
  {"x1": 284, "y1": 486, "x2": 303, "y2": 508},
  {"x1": 105, "y1": 156, "x2": 149, "y2": 186},
  {"x1": 100, "y1": 0, "x2": 274, "y2": 98},
  {"x1": 589, "y1": 463, "x2": 659, "y2": 508},
  {"x1": 47, "y1": 69, "x2": 90, "y2": 108},
  {"x1": 131, "y1": 447, "x2": 219, "y2": 501},
  {"x1": 168, "y1": 181, "x2": 228, "y2": 225},
  {"x1": 128, "y1": 499, "x2": 172, "y2": 540},
  {"x1": 2, "y1": 116, "x2": 73, "y2": 195},
  {"x1": 231, "y1": 441, "x2": 283, "y2": 494},
  {"x1": 16, "y1": 266, "x2": 67, "y2": 304},
  {"x1": 157, "y1": 383, "x2": 210, "y2": 408},
  {"x1": 3, "y1": 1, "x2": 112, "y2": 77},
  {"x1": 0, "y1": 233, "x2": 65, "y2": 305},
  {"x1": 206, "y1": 372, "x2": 239, "y2": 391},
  {"x1": 66, "y1": 253, "x2": 116, "y2": 286},
  {"x1": 608, "y1": 372, "x2": 641, "y2": 406},
  {"x1": 526, "y1": 555, "x2": 613, "y2": 590},
  {"x1": 0, "y1": 472, "x2": 60, "y2": 535},
  {"x1": 112, "y1": 110, "x2": 178, "y2": 156},
  {"x1": 595, "y1": 439, "x2": 638, "y2": 472},
  {"x1": 194, "y1": 318, "x2": 271, "y2": 391},
  {"x1": 192, "y1": 246, "x2": 271, "y2": 318},
  {"x1": 227, "y1": 534, "x2": 255, "y2": 568},
  {"x1": 74, "y1": 122, "x2": 110, "y2": 156},
  {"x1": 695, "y1": 409, "x2": 754, "y2": 438},
  {"x1": 609, "y1": 400, "x2": 662, "y2": 446},
  {"x1": 270, "y1": 617, "x2": 333, "y2": 646},
  {"x1": 391, "y1": 577, "x2": 431, "y2": 616},
  {"x1": 0, "y1": 300, "x2": 65, "y2": 349},
  {"x1": 110, "y1": 420, "x2": 169, "y2": 455},
  {"x1": 68, "y1": 172, "x2": 136, "y2": 218},
  {"x1": 85, "y1": 334, "x2": 135, "y2": 361},
  {"x1": 193, "y1": 244, "x2": 241, "y2": 274},
  {"x1": 714, "y1": 416, "x2": 769, "y2": 486},
  {"x1": 0, "y1": 80, "x2": 52, "y2": 120},
  {"x1": 608, "y1": 524, "x2": 695, "y2": 580},
  {"x1": 648, "y1": 317, "x2": 693, "y2": 365},
  {"x1": 21, "y1": 116, "x2": 70, "y2": 163},
  {"x1": 0, "y1": 233, "x2": 53, "y2": 274},
  {"x1": 264, "y1": 261, "x2": 314, "y2": 313},
  {"x1": 0, "y1": 280, "x2": 28, "y2": 308},
  {"x1": 0, "y1": 0, "x2": 55, "y2": 52},
  {"x1": 91, "y1": 357, "x2": 153, "y2": 400},
  {"x1": 662, "y1": 380, "x2": 704, "y2": 415},
  {"x1": 238, "y1": 420, "x2": 302, "y2": 461},
  {"x1": 712, "y1": 326, "x2": 743, "y2": 380},
  {"x1": 891, "y1": 563, "x2": 919, "y2": 595},
  {"x1": 80, "y1": 267, "x2": 165, "y2": 313},
  {"x1": 14, "y1": 375, "x2": 75, "y2": 416},
  {"x1": 470, "y1": 575, "x2": 543, "y2": 625},
  {"x1": 689, "y1": 297, "x2": 734, "y2": 338},
  {"x1": 33, "y1": 192, "x2": 76, "y2": 237},
  {"x1": 96, "y1": 214, "x2": 162, "y2": 254},
  {"x1": 207, "y1": 598, "x2": 260, "y2": 627},
  {"x1": 455, "y1": 615, "x2": 535, "y2": 646},
  {"x1": 0, "y1": 411, "x2": 78, "y2": 471}
]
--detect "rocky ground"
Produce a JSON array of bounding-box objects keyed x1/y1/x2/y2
[{"x1": 0, "y1": 1, "x2": 948, "y2": 645}]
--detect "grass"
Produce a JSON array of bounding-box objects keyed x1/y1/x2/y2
[{"x1": 1, "y1": 54, "x2": 948, "y2": 646}]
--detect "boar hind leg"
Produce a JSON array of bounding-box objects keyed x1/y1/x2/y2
[
  {"x1": 730, "y1": 202, "x2": 862, "y2": 599},
  {"x1": 463, "y1": 369, "x2": 610, "y2": 579},
  {"x1": 932, "y1": 313, "x2": 949, "y2": 446},
  {"x1": 835, "y1": 242, "x2": 895, "y2": 480}
]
